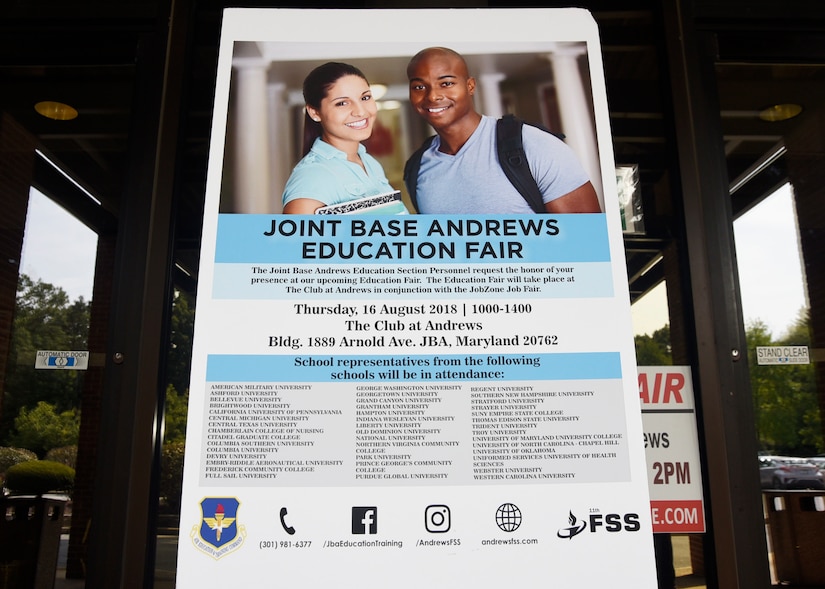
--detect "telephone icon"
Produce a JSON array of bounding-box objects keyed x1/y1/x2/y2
[{"x1": 279, "y1": 507, "x2": 296, "y2": 535}]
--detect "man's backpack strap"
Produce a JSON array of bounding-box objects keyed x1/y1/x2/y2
[
  {"x1": 404, "y1": 115, "x2": 557, "y2": 214},
  {"x1": 496, "y1": 114, "x2": 546, "y2": 214},
  {"x1": 403, "y1": 135, "x2": 435, "y2": 214}
]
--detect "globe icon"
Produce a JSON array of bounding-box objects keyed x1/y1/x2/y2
[{"x1": 495, "y1": 503, "x2": 522, "y2": 532}]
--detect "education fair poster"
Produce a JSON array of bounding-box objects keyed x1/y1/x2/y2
[{"x1": 176, "y1": 8, "x2": 658, "y2": 588}]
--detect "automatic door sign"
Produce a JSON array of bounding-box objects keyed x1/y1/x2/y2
[{"x1": 35, "y1": 350, "x2": 89, "y2": 370}]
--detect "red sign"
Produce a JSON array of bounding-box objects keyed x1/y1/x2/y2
[
  {"x1": 650, "y1": 500, "x2": 705, "y2": 533},
  {"x1": 639, "y1": 367, "x2": 706, "y2": 533}
]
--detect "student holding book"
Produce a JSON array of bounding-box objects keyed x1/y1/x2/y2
[{"x1": 282, "y1": 62, "x2": 401, "y2": 214}]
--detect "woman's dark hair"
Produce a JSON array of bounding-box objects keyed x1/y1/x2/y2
[{"x1": 301, "y1": 62, "x2": 369, "y2": 156}]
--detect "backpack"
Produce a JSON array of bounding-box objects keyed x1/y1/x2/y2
[{"x1": 403, "y1": 114, "x2": 562, "y2": 214}]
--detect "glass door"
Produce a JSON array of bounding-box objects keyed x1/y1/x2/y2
[
  {"x1": 2, "y1": 184, "x2": 97, "y2": 588},
  {"x1": 720, "y1": 60, "x2": 825, "y2": 587}
]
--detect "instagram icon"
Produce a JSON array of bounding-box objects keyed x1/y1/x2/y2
[{"x1": 425, "y1": 505, "x2": 451, "y2": 533}]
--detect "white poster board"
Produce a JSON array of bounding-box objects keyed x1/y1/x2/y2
[
  {"x1": 176, "y1": 8, "x2": 657, "y2": 588},
  {"x1": 639, "y1": 366, "x2": 706, "y2": 533}
]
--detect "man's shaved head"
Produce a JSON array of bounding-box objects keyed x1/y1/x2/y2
[
  {"x1": 407, "y1": 47, "x2": 470, "y2": 79},
  {"x1": 406, "y1": 46, "x2": 480, "y2": 150}
]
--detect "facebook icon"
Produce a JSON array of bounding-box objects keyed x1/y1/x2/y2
[{"x1": 352, "y1": 507, "x2": 378, "y2": 535}]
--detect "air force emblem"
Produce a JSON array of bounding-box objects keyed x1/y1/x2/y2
[{"x1": 191, "y1": 498, "x2": 246, "y2": 559}]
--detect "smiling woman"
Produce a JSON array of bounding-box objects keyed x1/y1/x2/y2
[{"x1": 281, "y1": 62, "x2": 399, "y2": 215}]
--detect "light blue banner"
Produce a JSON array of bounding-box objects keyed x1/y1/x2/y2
[
  {"x1": 215, "y1": 214, "x2": 611, "y2": 265},
  {"x1": 206, "y1": 352, "x2": 621, "y2": 382}
]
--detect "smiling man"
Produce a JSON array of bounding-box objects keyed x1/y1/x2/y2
[{"x1": 405, "y1": 47, "x2": 601, "y2": 214}]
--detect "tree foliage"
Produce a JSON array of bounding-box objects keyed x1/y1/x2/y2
[
  {"x1": 634, "y1": 325, "x2": 672, "y2": 366},
  {"x1": 163, "y1": 291, "x2": 194, "y2": 446},
  {"x1": 0, "y1": 447, "x2": 37, "y2": 474},
  {"x1": 4, "y1": 460, "x2": 75, "y2": 494},
  {"x1": 2, "y1": 275, "x2": 89, "y2": 443},
  {"x1": 748, "y1": 309, "x2": 822, "y2": 455},
  {"x1": 163, "y1": 385, "x2": 189, "y2": 444},
  {"x1": 633, "y1": 316, "x2": 822, "y2": 455},
  {"x1": 2, "y1": 276, "x2": 195, "y2": 460},
  {"x1": 159, "y1": 441, "x2": 186, "y2": 512},
  {"x1": 8, "y1": 401, "x2": 80, "y2": 457},
  {"x1": 167, "y1": 290, "x2": 195, "y2": 397},
  {"x1": 44, "y1": 445, "x2": 78, "y2": 469}
]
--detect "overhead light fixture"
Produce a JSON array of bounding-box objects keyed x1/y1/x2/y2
[
  {"x1": 758, "y1": 103, "x2": 802, "y2": 122},
  {"x1": 34, "y1": 101, "x2": 78, "y2": 121}
]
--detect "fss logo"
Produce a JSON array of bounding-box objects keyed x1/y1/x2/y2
[{"x1": 557, "y1": 510, "x2": 640, "y2": 540}]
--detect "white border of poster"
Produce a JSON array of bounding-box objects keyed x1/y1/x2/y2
[{"x1": 176, "y1": 8, "x2": 657, "y2": 588}]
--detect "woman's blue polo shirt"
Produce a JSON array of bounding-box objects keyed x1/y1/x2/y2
[{"x1": 282, "y1": 138, "x2": 393, "y2": 207}]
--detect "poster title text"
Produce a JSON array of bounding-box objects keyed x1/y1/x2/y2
[{"x1": 263, "y1": 217, "x2": 561, "y2": 261}]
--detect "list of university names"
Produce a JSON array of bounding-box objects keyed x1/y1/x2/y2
[{"x1": 200, "y1": 380, "x2": 629, "y2": 487}]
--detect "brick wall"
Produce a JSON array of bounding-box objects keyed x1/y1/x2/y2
[
  {"x1": 0, "y1": 113, "x2": 37, "y2": 421},
  {"x1": 786, "y1": 103, "x2": 825, "y2": 446}
]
